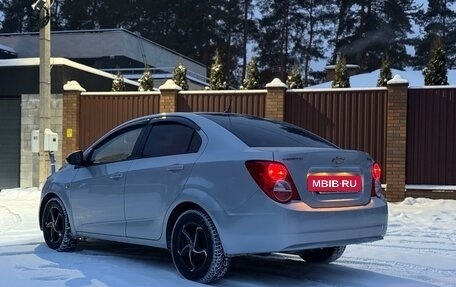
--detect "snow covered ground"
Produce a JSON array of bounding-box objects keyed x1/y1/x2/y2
[{"x1": 0, "y1": 187, "x2": 454, "y2": 287}]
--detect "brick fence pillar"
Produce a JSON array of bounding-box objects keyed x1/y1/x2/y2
[
  {"x1": 386, "y1": 75, "x2": 409, "y2": 202},
  {"x1": 265, "y1": 78, "x2": 287, "y2": 121},
  {"x1": 159, "y1": 80, "x2": 181, "y2": 113},
  {"x1": 62, "y1": 81, "x2": 85, "y2": 161}
]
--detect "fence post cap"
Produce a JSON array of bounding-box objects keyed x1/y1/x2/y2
[
  {"x1": 266, "y1": 78, "x2": 288, "y2": 88},
  {"x1": 387, "y1": 74, "x2": 409, "y2": 85},
  {"x1": 64, "y1": 80, "x2": 86, "y2": 92},
  {"x1": 159, "y1": 79, "x2": 182, "y2": 91}
]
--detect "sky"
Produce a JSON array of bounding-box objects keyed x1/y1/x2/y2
[{"x1": 0, "y1": 187, "x2": 455, "y2": 287}]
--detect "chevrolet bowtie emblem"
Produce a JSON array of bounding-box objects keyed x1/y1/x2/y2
[{"x1": 332, "y1": 157, "x2": 345, "y2": 165}]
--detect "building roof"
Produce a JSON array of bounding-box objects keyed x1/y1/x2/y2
[
  {"x1": 0, "y1": 29, "x2": 207, "y2": 85},
  {"x1": 0, "y1": 57, "x2": 137, "y2": 85},
  {"x1": 0, "y1": 57, "x2": 139, "y2": 94}
]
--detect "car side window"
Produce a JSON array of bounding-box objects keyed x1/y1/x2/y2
[
  {"x1": 142, "y1": 123, "x2": 201, "y2": 157},
  {"x1": 91, "y1": 127, "x2": 143, "y2": 164}
]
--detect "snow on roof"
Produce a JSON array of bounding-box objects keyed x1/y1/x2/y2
[
  {"x1": 309, "y1": 69, "x2": 456, "y2": 88},
  {"x1": 325, "y1": 64, "x2": 360, "y2": 69},
  {"x1": 0, "y1": 57, "x2": 139, "y2": 86}
]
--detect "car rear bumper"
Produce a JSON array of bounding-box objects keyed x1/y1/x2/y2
[{"x1": 213, "y1": 195, "x2": 388, "y2": 256}]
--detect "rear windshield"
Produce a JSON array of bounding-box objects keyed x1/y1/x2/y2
[{"x1": 202, "y1": 114, "x2": 337, "y2": 148}]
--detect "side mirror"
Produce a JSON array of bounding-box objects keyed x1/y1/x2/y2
[{"x1": 66, "y1": 150, "x2": 84, "y2": 166}]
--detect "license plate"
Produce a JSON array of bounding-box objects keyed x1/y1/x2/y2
[{"x1": 307, "y1": 175, "x2": 362, "y2": 192}]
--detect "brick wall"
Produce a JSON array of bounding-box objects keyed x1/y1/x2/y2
[
  {"x1": 159, "y1": 79, "x2": 180, "y2": 113},
  {"x1": 159, "y1": 90, "x2": 177, "y2": 113},
  {"x1": 385, "y1": 76, "x2": 409, "y2": 202},
  {"x1": 62, "y1": 91, "x2": 81, "y2": 161},
  {"x1": 265, "y1": 78, "x2": 287, "y2": 121}
]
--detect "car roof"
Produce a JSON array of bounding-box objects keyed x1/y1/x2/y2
[{"x1": 121, "y1": 112, "x2": 262, "y2": 126}]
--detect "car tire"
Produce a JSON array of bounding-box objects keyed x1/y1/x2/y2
[
  {"x1": 170, "y1": 209, "x2": 231, "y2": 283},
  {"x1": 42, "y1": 197, "x2": 77, "y2": 251},
  {"x1": 299, "y1": 246, "x2": 346, "y2": 263}
]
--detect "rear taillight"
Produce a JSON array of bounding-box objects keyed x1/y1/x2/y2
[
  {"x1": 372, "y1": 162, "x2": 381, "y2": 180},
  {"x1": 371, "y1": 162, "x2": 383, "y2": 197},
  {"x1": 246, "y1": 160, "x2": 300, "y2": 203}
]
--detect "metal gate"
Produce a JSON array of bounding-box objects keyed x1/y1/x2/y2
[{"x1": 80, "y1": 93, "x2": 160, "y2": 149}]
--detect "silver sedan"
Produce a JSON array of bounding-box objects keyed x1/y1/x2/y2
[{"x1": 39, "y1": 113, "x2": 388, "y2": 283}]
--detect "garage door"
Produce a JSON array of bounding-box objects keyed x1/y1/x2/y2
[{"x1": 0, "y1": 96, "x2": 20, "y2": 189}]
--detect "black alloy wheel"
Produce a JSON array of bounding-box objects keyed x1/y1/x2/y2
[
  {"x1": 171, "y1": 209, "x2": 230, "y2": 283},
  {"x1": 45, "y1": 205, "x2": 64, "y2": 244},
  {"x1": 177, "y1": 223, "x2": 209, "y2": 272},
  {"x1": 42, "y1": 198, "x2": 77, "y2": 251}
]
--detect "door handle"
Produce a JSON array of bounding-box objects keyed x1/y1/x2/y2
[
  {"x1": 167, "y1": 164, "x2": 184, "y2": 172},
  {"x1": 109, "y1": 172, "x2": 123, "y2": 180}
]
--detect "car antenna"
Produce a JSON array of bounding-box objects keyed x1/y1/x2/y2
[{"x1": 224, "y1": 101, "x2": 232, "y2": 113}]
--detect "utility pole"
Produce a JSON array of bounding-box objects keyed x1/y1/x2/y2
[{"x1": 33, "y1": 0, "x2": 52, "y2": 186}]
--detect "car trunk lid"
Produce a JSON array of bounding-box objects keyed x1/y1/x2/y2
[{"x1": 272, "y1": 148, "x2": 373, "y2": 208}]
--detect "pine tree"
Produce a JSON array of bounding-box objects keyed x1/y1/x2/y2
[
  {"x1": 241, "y1": 57, "x2": 260, "y2": 89},
  {"x1": 138, "y1": 69, "x2": 153, "y2": 91},
  {"x1": 301, "y1": 0, "x2": 336, "y2": 86},
  {"x1": 112, "y1": 71, "x2": 126, "y2": 92},
  {"x1": 333, "y1": 0, "x2": 415, "y2": 72},
  {"x1": 127, "y1": 0, "x2": 244, "y2": 87},
  {"x1": 59, "y1": 0, "x2": 99, "y2": 30},
  {"x1": 241, "y1": 0, "x2": 256, "y2": 82},
  {"x1": 209, "y1": 50, "x2": 227, "y2": 90},
  {"x1": 286, "y1": 66, "x2": 303, "y2": 89},
  {"x1": 256, "y1": 0, "x2": 334, "y2": 85},
  {"x1": 332, "y1": 55, "x2": 350, "y2": 88},
  {"x1": 382, "y1": 0, "x2": 416, "y2": 69},
  {"x1": 414, "y1": 0, "x2": 456, "y2": 69},
  {"x1": 376, "y1": 54, "x2": 393, "y2": 87},
  {"x1": 0, "y1": 0, "x2": 37, "y2": 32},
  {"x1": 256, "y1": 0, "x2": 304, "y2": 83},
  {"x1": 423, "y1": 37, "x2": 448, "y2": 86},
  {"x1": 211, "y1": 1, "x2": 244, "y2": 87},
  {"x1": 172, "y1": 63, "x2": 189, "y2": 90}
]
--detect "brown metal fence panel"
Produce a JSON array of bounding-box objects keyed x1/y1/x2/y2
[
  {"x1": 407, "y1": 88, "x2": 456, "y2": 185},
  {"x1": 80, "y1": 93, "x2": 160, "y2": 149},
  {"x1": 177, "y1": 91, "x2": 266, "y2": 117},
  {"x1": 285, "y1": 89, "x2": 387, "y2": 181}
]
